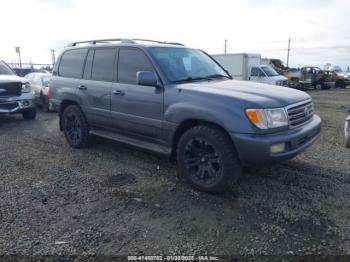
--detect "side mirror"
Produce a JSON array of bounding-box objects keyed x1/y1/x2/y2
[{"x1": 137, "y1": 71, "x2": 160, "y2": 87}]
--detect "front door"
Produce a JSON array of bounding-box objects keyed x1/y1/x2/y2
[{"x1": 110, "y1": 47, "x2": 163, "y2": 140}]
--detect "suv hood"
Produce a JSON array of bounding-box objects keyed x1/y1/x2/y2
[
  {"x1": 178, "y1": 79, "x2": 310, "y2": 107},
  {"x1": 0, "y1": 74, "x2": 27, "y2": 84}
]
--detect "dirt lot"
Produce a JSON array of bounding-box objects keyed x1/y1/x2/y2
[{"x1": 1, "y1": 88, "x2": 350, "y2": 259}]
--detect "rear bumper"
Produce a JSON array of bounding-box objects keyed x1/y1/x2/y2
[
  {"x1": 0, "y1": 92, "x2": 36, "y2": 113},
  {"x1": 230, "y1": 115, "x2": 321, "y2": 166}
]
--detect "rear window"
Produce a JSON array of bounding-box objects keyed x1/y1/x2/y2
[{"x1": 59, "y1": 49, "x2": 87, "y2": 78}]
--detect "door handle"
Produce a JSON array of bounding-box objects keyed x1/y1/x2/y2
[
  {"x1": 113, "y1": 90, "x2": 125, "y2": 96},
  {"x1": 78, "y1": 85, "x2": 87, "y2": 90}
]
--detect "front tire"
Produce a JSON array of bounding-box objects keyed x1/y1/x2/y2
[
  {"x1": 61, "y1": 105, "x2": 91, "y2": 148},
  {"x1": 22, "y1": 108, "x2": 36, "y2": 120},
  {"x1": 177, "y1": 125, "x2": 242, "y2": 193}
]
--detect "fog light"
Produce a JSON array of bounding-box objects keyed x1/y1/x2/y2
[
  {"x1": 270, "y1": 143, "x2": 286, "y2": 154},
  {"x1": 23, "y1": 101, "x2": 30, "y2": 106}
]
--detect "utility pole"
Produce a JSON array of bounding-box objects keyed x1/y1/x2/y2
[
  {"x1": 224, "y1": 40, "x2": 227, "y2": 54},
  {"x1": 15, "y1": 47, "x2": 22, "y2": 68},
  {"x1": 286, "y1": 38, "x2": 291, "y2": 67},
  {"x1": 51, "y1": 49, "x2": 56, "y2": 65}
]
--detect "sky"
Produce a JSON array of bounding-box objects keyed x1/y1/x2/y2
[{"x1": 1, "y1": 0, "x2": 350, "y2": 70}]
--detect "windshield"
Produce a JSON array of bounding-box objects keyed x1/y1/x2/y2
[
  {"x1": 148, "y1": 47, "x2": 229, "y2": 83},
  {"x1": 0, "y1": 61, "x2": 15, "y2": 75},
  {"x1": 261, "y1": 66, "x2": 280, "y2": 77}
]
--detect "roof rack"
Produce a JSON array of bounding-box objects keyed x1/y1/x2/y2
[{"x1": 68, "y1": 38, "x2": 185, "y2": 47}]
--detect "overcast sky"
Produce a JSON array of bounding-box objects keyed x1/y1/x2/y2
[{"x1": 1, "y1": 0, "x2": 350, "y2": 70}]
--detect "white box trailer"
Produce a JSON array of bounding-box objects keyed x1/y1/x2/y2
[
  {"x1": 212, "y1": 53, "x2": 261, "y2": 80},
  {"x1": 212, "y1": 53, "x2": 288, "y2": 86}
]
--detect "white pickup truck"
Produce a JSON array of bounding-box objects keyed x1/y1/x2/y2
[{"x1": 211, "y1": 53, "x2": 289, "y2": 87}]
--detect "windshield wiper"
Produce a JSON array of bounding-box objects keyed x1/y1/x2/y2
[
  {"x1": 172, "y1": 77, "x2": 208, "y2": 84},
  {"x1": 204, "y1": 74, "x2": 231, "y2": 79},
  {"x1": 173, "y1": 74, "x2": 231, "y2": 84}
]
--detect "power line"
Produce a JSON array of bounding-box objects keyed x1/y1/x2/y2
[{"x1": 249, "y1": 45, "x2": 350, "y2": 53}]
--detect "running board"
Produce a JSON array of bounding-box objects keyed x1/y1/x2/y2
[{"x1": 89, "y1": 129, "x2": 172, "y2": 156}]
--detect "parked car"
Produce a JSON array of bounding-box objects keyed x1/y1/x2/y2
[
  {"x1": 51, "y1": 38, "x2": 321, "y2": 193},
  {"x1": 0, "y1": 60, "x2": 36, "y2": 119},
  {"x1": 24, "y1": 72, "x2": 53, "y2": 111},
  {"x1": 12, "y1": 68, "x2": 48, "y2": 77}
]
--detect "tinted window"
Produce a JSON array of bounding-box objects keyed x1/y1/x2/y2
[
  {"x1": 118, "y1": 49, "x2": 154, "y2": 84},
  {"x1": 91, "y1": 48, "x2": 116, "y2": 82},
  {"x1": 83, "y1": 50, "x2": 94, "y2": 80},
  {"x1": 59, "y1": 49, "x2": 87, "y2": 78},
  {"x1": 251, "y1": 67, "x2": 259, "y2": 77}
]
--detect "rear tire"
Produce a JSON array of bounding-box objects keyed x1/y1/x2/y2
[
  {"x1": 177, "y1": 125, "x2": 242, "y2": 193},
  {"x1": 61, "y1": 105, "x2": 91, "y2": 148},
  {"x1": 22, "y1": 108, "x2": 36, "y2": 120}
]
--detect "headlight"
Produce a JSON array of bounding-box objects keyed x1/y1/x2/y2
[
  {"x1": 246, "y1": 108, "x2": 289, "y2": 129},
  {"x1": 22, "y1": 82, "x2": 31, "y2": 93}
]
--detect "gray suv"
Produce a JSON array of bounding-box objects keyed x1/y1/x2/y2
[{"x1": 51, "y1": 39, "x2": 321, "y2": 193}]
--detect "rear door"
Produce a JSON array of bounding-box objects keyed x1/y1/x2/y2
[
  {"x1": 51, "y1": 48, "x2": 87, "y2": 110},
  {"x1": 78, "y1": 48, "x2": 116, "y2": 128},
  {"x1": 110, "y1": 47, "x2": 163, "y2": 140}
]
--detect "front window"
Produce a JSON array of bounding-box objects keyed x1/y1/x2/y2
[
  {"x1": 0, "y1": 61, "x2": 15, "y2": 75},
  {"x1": 261, "y1": 66, "x2": 279, "y2": 77},
  {"x1": 148, "y1": 47, "x2": 229, "y2": 83}
]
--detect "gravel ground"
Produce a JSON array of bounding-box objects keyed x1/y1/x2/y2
[{"x1": 0, "y1": 88, "x2": 350, "y2": 259}]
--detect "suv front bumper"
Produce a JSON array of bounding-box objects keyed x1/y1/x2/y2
[
  {"x1": 230, "y1": 115, "x2": 321, "y2": 166},
  {"x1": 0, "y1": 92, "x2": 36, "y2": 113}
]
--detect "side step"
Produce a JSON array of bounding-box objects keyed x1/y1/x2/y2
[{"x1": 89, "y1": 129, "x2": 172, "y2": 156}]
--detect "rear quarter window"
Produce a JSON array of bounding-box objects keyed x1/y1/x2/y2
[{"x1": 58, "y1": 49, "x2": 87, "y2": 78}]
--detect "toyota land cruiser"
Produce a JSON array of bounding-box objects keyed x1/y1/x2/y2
[{"x1": 51, "y1": 39, "x2": 321, "y2": 193}]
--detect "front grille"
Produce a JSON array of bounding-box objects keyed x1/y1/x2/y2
[
  {"x1": 287, "y1": 100, "x2": 314, "y2": 127},
  {"x1": 0, "y1": 102, "x2": 18, "y2": 110},
  {"x1": 0, "y1": 82, "x2": 22, "y2": 97}
]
